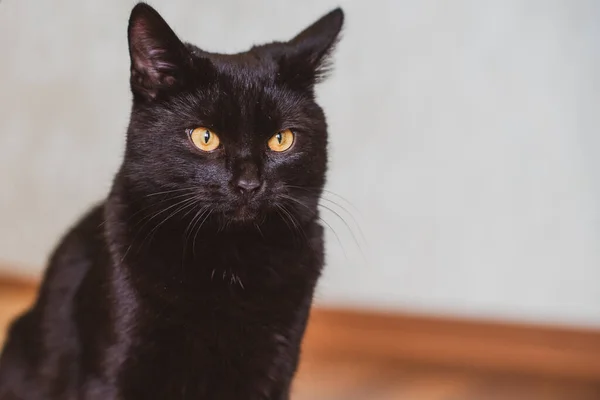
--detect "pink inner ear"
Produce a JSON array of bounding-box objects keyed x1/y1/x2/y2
[{"x1": 130, "y1": 20, "x2": 178, "y2": 79}]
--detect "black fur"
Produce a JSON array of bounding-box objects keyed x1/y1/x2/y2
[{"x1": 0, "y1": 3, "x2": 343, "y2": 399}]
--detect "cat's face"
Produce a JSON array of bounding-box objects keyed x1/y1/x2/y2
[{"x1": 122, "y1": 4, "x2": 343, "y2": 227}]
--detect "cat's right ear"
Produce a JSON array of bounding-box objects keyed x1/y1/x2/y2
[{"x1": 128, "y1": 3, "x2": 190, "y2": 101}]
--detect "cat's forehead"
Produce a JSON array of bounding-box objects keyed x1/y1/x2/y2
[
  {"x1": 174, "y1": 45, "x2": 311, "y2": 134},
  {"x1": 188, "y1": 45, "x2": 279, "y2": 83}
]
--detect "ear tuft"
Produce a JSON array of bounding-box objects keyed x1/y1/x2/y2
[
  {"x1": 278, "y1": 8, "x2": 344, "y2": 91},
  {"x1": 128, "y1": 3, "x2": 190, "y2": 100}
]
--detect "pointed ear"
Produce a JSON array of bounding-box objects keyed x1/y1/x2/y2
[
  {"x1": 278, "y1": 8, "x2": 344, "y2": 91},
  {"x1": 128, "y1": 3, "x2": 191, "y2": 100}
]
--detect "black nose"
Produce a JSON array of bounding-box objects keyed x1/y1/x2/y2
[{"x1": 237, "y1": 178, "x2": 261, "y2": 193}]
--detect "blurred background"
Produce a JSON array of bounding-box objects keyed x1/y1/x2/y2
[{"x1": 1, "y1": 0, "x2": 600, "y2": 399}]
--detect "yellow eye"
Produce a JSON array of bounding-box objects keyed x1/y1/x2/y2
[
  {"x1": 268, "y1": 129, "x2": 294, "y2": 152},
  {"x1": 189, "y1": 127, "x2": 220, "y2": 152}
]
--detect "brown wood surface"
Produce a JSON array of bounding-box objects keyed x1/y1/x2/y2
[
  {"x1": 1, "y1": 276, "x2": 600, "y2": 399},
  {"x1": 303, "y1": 307, "x2": 600, "y2": 380}
]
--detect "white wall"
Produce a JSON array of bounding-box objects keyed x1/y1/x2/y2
[{"x1": 1, "y1": 0, "x2": 599, "y2": 327}]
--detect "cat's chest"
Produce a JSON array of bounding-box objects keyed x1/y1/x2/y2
[
  {"x1": 118, "y1": 296, "x2": 301, "y2": 399},
  {"x1": 112, "y1": 228, "x2": 320, "y2": 397}
]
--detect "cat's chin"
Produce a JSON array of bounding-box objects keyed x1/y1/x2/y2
[{"x1": 224, "y1": 206, "x2": 260, "y2": 224}]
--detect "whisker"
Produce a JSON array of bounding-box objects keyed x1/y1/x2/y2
[
  {"x1": 135, "y1": 194, "x2": 196, "y2": 231},
  {"x1": 318, "y1": 202, "x2": 366, "y2": 259},
  {"x1": 275, "y1": 204, "x2": 298, "y2": 244},
  {"x1": 277, "y1": 194, "x2": 316, "y2": 217},
  {"x1": 321, "y1": 189, "x2": 363, "y2": 216},
  {"x1": 132, "y1": 195, "x2": 198, "y2": 253},
  {"x1": 254, "y1": 222, "x2": 265, "y2": 239},
  {"x1": 317, "y1": 216, "x2": 347, "y2": 260},
  {"x1": 281, "y1": 186, "x2": 368, "y2": 260},
  {"x1": 192, "y1": 209, "x2": 213, "y2": 258},
  {"x1": 128, "y1": 191, "x2": 200, "y2": 228},
  {"x1": 182, "y1": 205, "x2": 208, "y2": 262},
  {"x1": 285, "y1": 185, "x2": 362, "y2": 217},
  {"x1": 145, "y1": 187, "x2": 198, "y2": 197},
  {"x1": 281, "y1": 204, "x2": 307, "y2": 244},
  {"x1": 185, "y1": 207, "x2": 209, "y2": 254},
  {"x1": 277, "y1": 194, "x2": 349, "y2": 259},
  {"x1": 140, "y1": 196, "x2": 199, "y2": 250},
  {"x1": 318, "y1": 197, "x2": 367, "y2": 243}
]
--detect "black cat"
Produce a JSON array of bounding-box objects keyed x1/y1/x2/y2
[{"x1": 0, "y1": 3, "x2": 343, "y2": 399}]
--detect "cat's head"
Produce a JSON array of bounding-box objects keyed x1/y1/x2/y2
[{"x1": 121, "y1": 3, "x2": 343, "y2": 228}]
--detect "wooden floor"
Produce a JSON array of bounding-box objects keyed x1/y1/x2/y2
[{"x1": 1, "y1": 282, "x2": 599, "y2": 399}]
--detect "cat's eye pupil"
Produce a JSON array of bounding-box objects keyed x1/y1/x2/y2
[
  {"x1": 203, "y1": 130, "x2": 210, "y2": 143},
  {"x1": 276, "y1": 133, "x2": 282, "y2": 143}
]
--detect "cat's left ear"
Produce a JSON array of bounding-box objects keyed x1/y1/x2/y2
[
  {"x1": 279, "y1": 8, "x2": 344, "y2": 91},
  {"x1": 128, "y1": 3, "x2": 191, "y2": 101}
]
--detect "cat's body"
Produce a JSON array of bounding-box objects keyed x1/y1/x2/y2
[
  {"x1": 0, "y1": 3, "x2": 343, "y2": 399},
  {"x1": 1, "y1": 201, "x2": 320, "y2": 399}
]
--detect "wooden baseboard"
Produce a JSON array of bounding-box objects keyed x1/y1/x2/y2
[
  {"x1": 2, "y1": 275, "x2": 600, "y2": 381},
  {"x1": 0, "y1": 272, "x2": 39, "y2": 289},
  {"x1": 303, "y1": 307, "x2": 600, "y2": 381}
]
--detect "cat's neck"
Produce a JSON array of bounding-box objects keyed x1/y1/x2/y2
[{"x1": 104, "y1": 182, "x2": 323, "y2": 299}]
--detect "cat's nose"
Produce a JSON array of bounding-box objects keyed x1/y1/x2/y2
[
  {"x1": 236, "y1": 177, "x2": 261, "y2": 193},
  {"x1": 235, "y1": 161, "x2": 262, "y2": 195}
]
